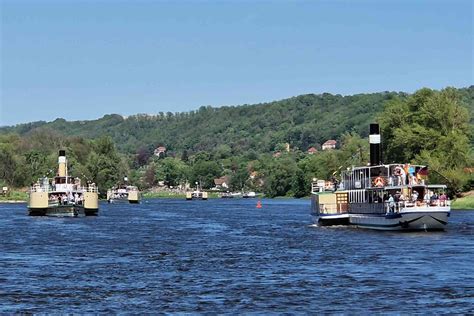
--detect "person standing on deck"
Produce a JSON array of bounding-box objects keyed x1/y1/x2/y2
[
  {"x1": 424, "y1": 191, "x2": 431, "y2": 206},
  {"x1": 388, "y1": 195, "x2": 395, "y2": 212}
]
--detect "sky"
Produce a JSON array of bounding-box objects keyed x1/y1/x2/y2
[{"x1": 0, "y1": 0, "x2": 472, "y2": 126}]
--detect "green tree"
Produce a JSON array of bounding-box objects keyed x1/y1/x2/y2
[
  {"x1": 189, "y1": 160, "x2": 222, "y2": 189},
  {"x1": 379, "y1": 87, "x2": 472, "y2": 194},
  {"x1": 155, "y1": 157, "x2": 189, "y2": 187}
]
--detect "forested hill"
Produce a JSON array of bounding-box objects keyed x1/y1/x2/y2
[{"x1": 2, "y1": 86, "x2": 473, "y2": 155}]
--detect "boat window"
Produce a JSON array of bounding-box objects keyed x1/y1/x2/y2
[
  {"x1": 368, "y1": 189, "x2": 384, "y2": 203},
  {"x1": 370, "y1": 166, "x2": 388, "y2": 178}
]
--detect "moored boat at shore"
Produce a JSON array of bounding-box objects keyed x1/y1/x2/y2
[
  {"x1": 242, "y1": 191, "x2": 256, "y2": 198},
  {"x1": 107, "y1": 183, "x2": 141, "y2": 204},
  {"x1": 28, "y1": 150, "x2": 99, "y2": 217},
  {"x1": 186, "y1": 183, "x2": 208, "y2": 200},
  {"x1": 311, "y1": 123, "x2": 451, "y2": 231}
]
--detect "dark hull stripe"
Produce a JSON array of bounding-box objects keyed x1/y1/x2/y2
[
  {"x1": 354, "y1": 215, "x2": 448, "y2": 229},
  {"x1": 429, "y1": 216, "x2": 448, "y2": 225}
]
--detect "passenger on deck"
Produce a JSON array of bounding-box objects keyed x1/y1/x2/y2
[
  {"x1": 439, "y1": 193, "x2": 447, "y2": 206},
  {"x1": 411, "y1": 191, "x2": 419, "y2": 203},
  {"x1": 399, "y1": 192, "x2": 406, "y2": 202},
  {"x1": 394, "y1": 166, "x2": 406, "y2": 186},
  {"x1": 424, "y1": 191, "x2": 431, "y2": 206},
  {"x1": 388, "y1": 195, "x2": 395, "y2": 213},
  {"x1": 430, "y1": 192, "x2": 439, "y2": 206}
]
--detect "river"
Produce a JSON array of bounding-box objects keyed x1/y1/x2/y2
[{"x1": 0, "y1": 199, "x2": 473, "y2": 313}]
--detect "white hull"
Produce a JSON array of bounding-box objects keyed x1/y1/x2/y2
[{"x1": 349, "y1": 207, "x2": 450, "y2": 231}]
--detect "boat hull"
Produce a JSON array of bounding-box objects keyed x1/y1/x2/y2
[
  {"x1": 28, "y1": 205, "x2": 98, "y2": 217},
  {"x1": 349, "y1": 209, "x2": 449, "y2": 231},
  {"x1": 108, "y1": 198, "x2": 139, "y2": 204},
  {"x1": 317, "y1": 214, "x2": 350, "y2": 226}
]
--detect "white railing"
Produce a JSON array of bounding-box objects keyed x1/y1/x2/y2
[
  {"x1": 318, "y1": 200, "x2": 451, "y2": 216},
  {"x1": 30, "y1": 184, "x2": 98, "y2": 193}
]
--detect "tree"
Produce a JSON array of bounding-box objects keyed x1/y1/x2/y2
[
  {"x1": 189, "y1": 160, "x2": 222, "y2": 189},
  {"x1": 0, "y1": 146, "x2": 17, "y2": 186},
  {"x1": 154, "y1": 157, "x2": 189, "y2": 187},
  {"x1": 379, "y1": 87, "x2": 472, "y2": 194},
  {"x1": 135, "y1": 146, "x2": 151, "y2": 167}
]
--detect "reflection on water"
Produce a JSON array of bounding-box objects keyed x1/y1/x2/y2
[{"x1": 0, "y1": 199, "x2": 473, "y2": 313}]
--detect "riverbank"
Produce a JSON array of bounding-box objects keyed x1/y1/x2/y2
[
  {"x1": 0, "y1": 190, "x2": 27, "y2": 203},
  {"x1": 142, "y1": 191, "x2": 222, "y2": 199},
  {"x1": 452, "y1": 191, "x2": 474, "y2": 210}
]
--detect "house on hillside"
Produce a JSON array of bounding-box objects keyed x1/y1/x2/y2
[
  {"x1": 154, "y1": 146, "x2": 167, "y2": 157},
  {"x1": 322, "y1": 140, "x2": 337, "y2": 151},
  {"x1": 273, "y1": 151, "x2": 282, "y2": 158},
  {"x1": 307, "y1": 147, "x2": 318, "y2": 155},
  {"x1": 213, "y1": 176, "x2": 230, "y2": 190}
]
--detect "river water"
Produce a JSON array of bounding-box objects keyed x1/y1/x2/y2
[{"x1": 0, "y1": 199, "x2": 473, "y2": 313}]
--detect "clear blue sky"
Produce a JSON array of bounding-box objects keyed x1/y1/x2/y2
[{"x1": 1, "y1": 0, "x2": 472, "y2": 126}]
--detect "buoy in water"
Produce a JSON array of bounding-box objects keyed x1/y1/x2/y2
[{"x1": 256, "y1": 200, "x2": 262, "y2": 209}]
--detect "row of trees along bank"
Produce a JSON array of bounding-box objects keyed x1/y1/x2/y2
[{"x1": 0, "y1": 87, "x2": 472, "y2": 198}]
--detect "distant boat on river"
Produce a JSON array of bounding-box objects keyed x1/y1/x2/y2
[
  {"x1": 186, "y1": 182, "x2": 208, "y2": 200},
  {"x1": 107, "y1": 182, "x2": 141, "y2": 204}
]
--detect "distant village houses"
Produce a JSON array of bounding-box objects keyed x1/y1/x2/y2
[
  {"x1": 307, "y1": 147, "x2": 318, "y2": 155},
  {"x1": 154, "y1": 146, "x2": 167, "y2": 157},
  {"x1": 213, "y1": 176, "x2": 230, "y2": 190},
  {"x1": 322, "y1": 140, "x2": 337, "y2": 151}
]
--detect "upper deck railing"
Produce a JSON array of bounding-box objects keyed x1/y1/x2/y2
[
  {"x1": 29, "y1": 184, "x2": 98, "y2": 193},
  {"x1": 317, "y1": 200, "x2": 450, "y2": 216}
]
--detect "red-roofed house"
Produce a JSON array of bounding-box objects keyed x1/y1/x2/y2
[
  {"x1": 213, "y1": 176, "x2": 230, "y2": 190},
  {"x1": 307, "y1": 147, "x2": 318, "y2": 155},
  {"x1": 154, "y1": 146, "x2": 167, "y2": 157},
  {"x1": 322, "y1": 140, "x2": 337, "y2": 151}
]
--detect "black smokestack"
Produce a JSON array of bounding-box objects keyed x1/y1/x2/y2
[
  {"x1": 59, "y1": 150, "x2": 66, "y2": 157},
  {"x1": 369, "y1": 123, "x2": 381, "y2": 166}
]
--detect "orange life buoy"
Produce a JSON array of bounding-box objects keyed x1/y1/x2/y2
[{"x1": 373, "y1": 176, "x2": 385, "y2": 187}]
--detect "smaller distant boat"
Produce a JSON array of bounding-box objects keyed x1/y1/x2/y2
[
  {"x1": 220, "y1": 192, "x2": 234, "y2": 198},
  {"x1": 220, "y1": 192, "x2": 243, "y2": 198},
  {"x1": 242, "y1": 191, "x2": 256, "y2": 198},
  {"x1": 107, "y1": 181, "x2": 141, "y2": 204},
  {"x1": 186, "y1": 182, "x2": 208, "y2": 200}
]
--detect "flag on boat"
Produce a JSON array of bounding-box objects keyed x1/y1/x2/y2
[{"x1": 417, "y1": 166, "x2": 429, "y2": 176}]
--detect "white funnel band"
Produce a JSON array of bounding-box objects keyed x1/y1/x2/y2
[{"x1": 369, "y1": 134, "x2": 381, "y2": 144}]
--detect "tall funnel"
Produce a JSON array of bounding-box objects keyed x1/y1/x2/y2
[
  {"x1": 58, "y1": 150, "x2": 67, "y2": 177},
  {"x1": 369, "y1": 123, "x2": 381, "y2": 166}
]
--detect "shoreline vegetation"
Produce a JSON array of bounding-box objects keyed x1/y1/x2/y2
[
  {"x1": 1, "y1": 87, "x2": 473, "y2": 202},
  {"x1": 451, "y1": 192, "x2": 474, "y2": 210},
  {"x1": 2, "y1": 189, "x2": 473, "y2": 209}
]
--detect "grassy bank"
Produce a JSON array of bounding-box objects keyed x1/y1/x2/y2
[
  {"x1": 142, "y1": 191, "x2": 187, "y2": 199},
  {"x1": 0, "y1": 190, "x2": 28, "y2": 202},
  {"x1": 451, "y1": 195, "x2": 474, "y2": 210}
]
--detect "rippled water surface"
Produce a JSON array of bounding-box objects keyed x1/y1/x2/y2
[{"x1": 1, "y1": 199, "x2": 473, "y2": 313}]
